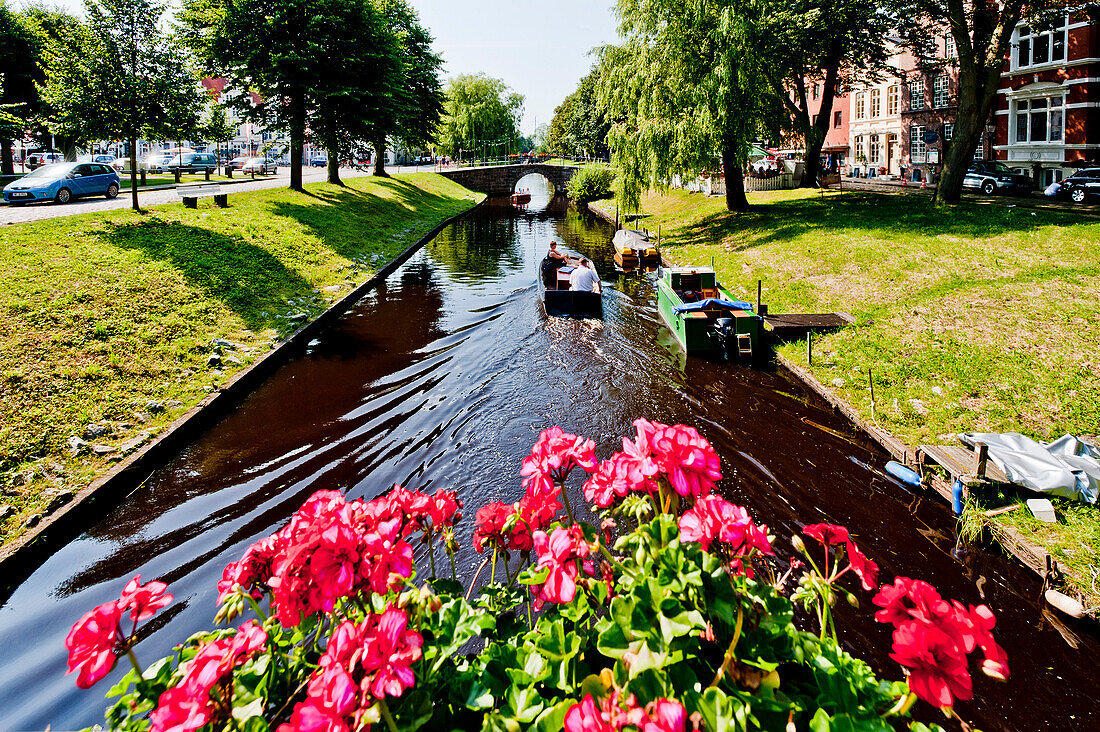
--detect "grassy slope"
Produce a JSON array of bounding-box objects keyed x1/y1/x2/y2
[
  {"x1": 618, "y1": 187, "x2": 1100, "y2": 597},
  {"x1": 0, "y1": 173, "x2": 482, "y2": 545}
]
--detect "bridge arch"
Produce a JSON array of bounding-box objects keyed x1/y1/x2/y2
[{"x1": 437, "y1": 163, "x2": 579, "y2": 197}]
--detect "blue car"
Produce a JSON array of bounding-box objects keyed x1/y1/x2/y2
[{"x1": 3, "y1": 162, "x2": 121, "y2": 205}]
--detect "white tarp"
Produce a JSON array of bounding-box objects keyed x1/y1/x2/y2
[{"x1": 959, "y1": 432, "x2": 1100, "y2": 505}]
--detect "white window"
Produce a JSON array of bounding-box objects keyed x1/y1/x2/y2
[
  {"x1": 1043, "y1": 168, "x2": 1064, "y2": 186},
  {"x1": 870, "y1": 89, "x2": 881, "y2": 118},
  {"x1": 910, "y1": 82, "x2": 925, "y2": 111},
  {"x1": 945, "y1": 34, "x2": 957, "y2": 59},
  {"x1": 933, "y1": 75, "x2": 950, "y2": 107},
  {"x1": 887, "y1": 85, "x2": 899, "y2": 115},
  {"x1": 1015, "y1": 17, "x2": 1068, "y2": 69},
  {"x1": 813, "y1": 83, "x2": 820, "y2": 100},
  {"x1": 1014, "y1": 96, "x2": 1064, "y2": 143},
  {"x1": 910, "y1": 125, "x2": 926, "y2": 162},
  {"x1": 944, "y1": 123, "x2": 954, "y2": 141},
  {"x1": 855, "y1": 135, "x2": 865, "y2": 161},
  {"x1": 974, "y1": 132, "x2": 985, "y2": 160},
  {"x1": 856, "y1": 92, "x2": 866, "y2": 119},
  {"x1": 869, "y1": 134, "x2": 881, "y2": 164}
]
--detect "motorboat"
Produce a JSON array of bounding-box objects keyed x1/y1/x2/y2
[
  {"x1": 655, "y1": 266, "x2": 759, "y2": 359},
  {"x1": 538, "y1": 250, "x2": 603, "y2": 318}
]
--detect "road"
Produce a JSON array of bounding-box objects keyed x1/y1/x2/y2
[{"x1": 0, "y1": 165, "x2": 432, "y2": 226}]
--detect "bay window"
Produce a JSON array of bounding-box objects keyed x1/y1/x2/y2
[
  {"x1": 1015, "y1": 17, "x2": 1068, "y2": 68},
  {"x1": 1014, "y1": 96, "x2": 1064, "y2": 143}
]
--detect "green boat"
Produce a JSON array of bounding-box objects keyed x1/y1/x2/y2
[{"x1": 655, "y1": 266, "x2": 760, "y2": 359}]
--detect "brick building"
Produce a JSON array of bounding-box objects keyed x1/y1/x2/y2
[
  {"x1": 993, "y1": 11, "x2": 1100, "y2": 187},
  {"x1": 805, "y1": 82, "x2": 850, "y2": 172}
]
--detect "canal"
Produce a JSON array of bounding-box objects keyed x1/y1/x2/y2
[{"x1": 0, "y1": 176, "x2": 1095, "y2": 731}]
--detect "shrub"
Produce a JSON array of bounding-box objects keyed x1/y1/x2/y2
[
  {"x1": 566, "y1": 166, "x2": 615, "y2": 202},
  {"x1": 66, "y1": 420, "x2": 1007, "y2": 732}
]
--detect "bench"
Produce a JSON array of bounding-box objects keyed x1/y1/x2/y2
[{"x1": 177, "y1": 183, "x2": 228, "y2": 209}]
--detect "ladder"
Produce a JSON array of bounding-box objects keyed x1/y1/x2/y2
[{"x1": 737, "y1": 333, "x2": 753, "y2": 358}]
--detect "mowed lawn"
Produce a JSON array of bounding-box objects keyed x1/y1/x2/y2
[
  {"x1": 0, "y1": 173, "x2": 482, "y2": 545},
  {"x1": 622, "y1": 186, "x2": 1100, "y2": 597}
]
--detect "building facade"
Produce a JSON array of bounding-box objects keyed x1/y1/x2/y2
[
  {"x1": 805, "y1": 82, "x2": 850, "y2": 171},
  {"x1": 848, "y1": 47, "x2": 913, "y2": 178},
  {"x1": 993, "y1": 11, "x2": 1100, "y2": 186}
]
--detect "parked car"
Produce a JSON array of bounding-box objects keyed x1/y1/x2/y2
[
  {"x1": 78, "y1": 154, "x2": 118, "y2": 165},
  {"x1": 962, "y1": 160, "x2": 1035, "y2": 195},
  {"x1": 1047, "y1": 168, "x2": 1100, "y2": 203},
  {"x1": 3, "y1": 162, "x2": 120, "y2": 204},
  {"x1": 26, "y1": 152, "x2": 65, "y2": 170},
  {"x1": 113, "y1": 154, "x2": 167, "y2": 174},
  {"x1": 165, "y1": 152, "x2": 218, "y2": 174},
  {"x1": 228, "y1": 155, "x2": 251, "y2": 171},
  {"x1": 240, "y1": 157, "x2": 278, "y2": 174},
  {"x1": 309, "y1": 154, "x2": 328, "y2": 167}
]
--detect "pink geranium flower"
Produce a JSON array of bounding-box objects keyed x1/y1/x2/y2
[
  {"x1": 473, "y1": 501, "x2": 512, "y2": 553},
  {"x1": 678, "y1": 496, "x2": 772, "y2": 577},
  {"x1": 803, "y1": 523, "x2": 850, "y2": 546},
  {"x1": 118, "y1": 575, "x2": 173, "y2": 623},
  {"x1": 890, "y1": 620, "x2": 973, "y2": 708},
  {"x1": 148, "y1": 686, "x2": 212, "y2": 732},
  {"x1": 564, "y1": 694, "x2": 614, "y2": 732},
  {"x1": 645, "y1": 422, "x2": 721, "y2": 499},
  {"x1": 844, "y1": 540, "x2": 879, "y2": 591},
  {"x1": 521, "y1": 426, "x2": 597, "y2": 494},
  {"x1": 64, "y1": 600, "x2": 123, "y2": 689},
  {"x1": 530, "y1": 525, "x2": 593, "y2": 609}
]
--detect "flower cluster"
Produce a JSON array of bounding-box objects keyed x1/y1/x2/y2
[
  {"x1": 64, "y1": 575, "x2": 172, "y2": 688},
  {"x1": 584, "y1": 419, "x2": 721, "y2": 508},
  {"x1": 149, "y1": 621, "x2": 267, "y2": 732},
  {"x1": 521, "y1": 426, "x2": 597, "y2": 495},
  {"x1": 678, "y1": 496, "x2": 772, "y2": 577},
  {"x1": 279, "y1": 606, "x2": 423, "y2": 732},
  {"x1": 530, "y1": 525, "x2": 594, "y2": 609},
  {"x1": 564, "y1": 691, "x2": 685, "y2": 732},
  {"x1": 873, "y1": 577, "x2": 1009, "y2": 709},
  {"x1": 802, "y1": 523, "x2": 879, "y2": 591},
  {"x1": 218, "y1": 487, "x2": 459, "y2": 626}
]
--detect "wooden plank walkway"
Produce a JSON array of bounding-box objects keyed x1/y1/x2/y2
[
  {"x1": 763, "y1": 311, "x2": 854, "y2": 337},
  {"x1": 917, "y1": 444, "x2": 1010, "y2": 484}
]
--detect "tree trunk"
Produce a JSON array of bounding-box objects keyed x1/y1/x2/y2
[
  {"x1": 1, "y1": 141, "x2": 13, "y2": 176},
  {"x1": 801, "y1": 58, "x2": 841, "y2": 187},
  {"x1": 722, "y1": 145, "x2": 749, "y2": 212},
  {"x1": 326, "y1": 139, "x2": 341, "y2": 185},
  {"x1": 373, "y1": 138, "x2": 388, "y2": 177},
  {"x1": 129, "y1": 136, "x2": 140, "y2": 212}
]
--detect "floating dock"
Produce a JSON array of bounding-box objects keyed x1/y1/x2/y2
[{"x1": 763, "y1": 312, "x2": 855, "y2": 339}]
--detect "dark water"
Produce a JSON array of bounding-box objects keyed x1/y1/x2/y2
[{"x1": 1, "y1": 176, "x2": 1096, "y2": 731}]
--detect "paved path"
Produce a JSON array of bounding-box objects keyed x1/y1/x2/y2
[{"x1": 0, "y1": 166, "x2": 383, "y2": 226}]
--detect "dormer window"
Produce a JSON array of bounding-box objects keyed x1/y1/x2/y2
[{"x1": 1015, "y1": 17, "x2": 1067, "y2": 69}]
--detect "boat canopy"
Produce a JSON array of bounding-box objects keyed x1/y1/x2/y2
[{"x1": 672, "y1": 298, "x2": 754, "y2": 314}]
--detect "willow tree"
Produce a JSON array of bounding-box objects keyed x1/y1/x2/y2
[
  {"x1": 603, "y1": 0, "x2": 777, "y2": 212},
  {"x1": 435, "y1": 73, "x2": 524, "y2": 162}
]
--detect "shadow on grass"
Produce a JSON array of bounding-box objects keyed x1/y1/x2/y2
[
  {"x1": 266, "y1": 176, "x2": 467, "y2": 259},
  {"x1": 94, "y1": 219, "x2": 315, "y2": 330},
  {"x1": 674, "y1": 192, "x2": 1085, "y2": 251}
]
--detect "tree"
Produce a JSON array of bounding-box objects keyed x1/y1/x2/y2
[
  {"x1": 756, "y1": 0, "x2": 892, "y2": 187},
  {"x1": 17, "y1": 5, "x2": 86, "y2": 160},
  {"x1": 890, "y1": 0, "x2": 1066, "y2": 203},
  {"x1": 436, "y1": 73, "x2": 524, "y2": 163},
  {"x1": 603, "y1": 0, "x2": 780, "y2": 212},
  {"x1": 40, "y1": 0, "x2": 203, "y2": 210},
  {"x1": 370, "y1": 0, "x2": 444, "y2": 178},
  {"x1": 546, "y1": 64, "x2": 613, "y2": 161},
  {"x1": 0, "y1": 2, "x2": 39, "y2": 174}
]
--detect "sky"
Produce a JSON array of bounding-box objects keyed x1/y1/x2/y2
[{"x1": 37, "y1": 0, "x2": 623, "y2": 137}]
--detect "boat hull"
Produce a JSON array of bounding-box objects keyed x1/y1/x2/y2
[{"x1": 539, "y1": 256, "x2": 603, "y2": 318}]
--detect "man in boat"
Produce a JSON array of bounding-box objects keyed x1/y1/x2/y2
[{"x1": 569, "y1": 258, "x2": 601, "y2": 293}]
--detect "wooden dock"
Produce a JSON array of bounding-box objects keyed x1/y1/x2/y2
[
  {"x1": 917, "y1": 443, "x2": 1010, "y2": 484},
  {"x1": 763, "y1": 311, "x2": 854, "y2": 338}
]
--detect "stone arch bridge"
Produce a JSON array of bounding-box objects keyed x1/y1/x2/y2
[{"x1": 437, "y1": 163, "x2": 579, "y2": 196}]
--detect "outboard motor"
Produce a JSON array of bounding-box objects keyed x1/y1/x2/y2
[{"x1": 711, "y1": 317, "x2": 735, "y2": 361}]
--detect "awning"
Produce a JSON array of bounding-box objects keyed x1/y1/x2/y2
[{"x1": 672, "y1": 298, "x2": 754, "y2": 314}]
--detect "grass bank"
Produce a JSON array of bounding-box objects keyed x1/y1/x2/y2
[
  {"x1": 610, "y1": 186, "x2": 1100, "y2": 601},
  {"x1": 0, "y1": 173, "x2": 482, "y2": 546}
]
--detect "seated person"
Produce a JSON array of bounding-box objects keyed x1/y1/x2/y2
[
  {"x1": 547, "y1": 241, "x2": 567, "y2": 266},
  {"x1": 569, "y1": 258, "x2": 601, "y2": 293}
]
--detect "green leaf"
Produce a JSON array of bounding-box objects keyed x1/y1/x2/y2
[{"x1": 535, "y1": 699, "x2": 576, "y2": 732}]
